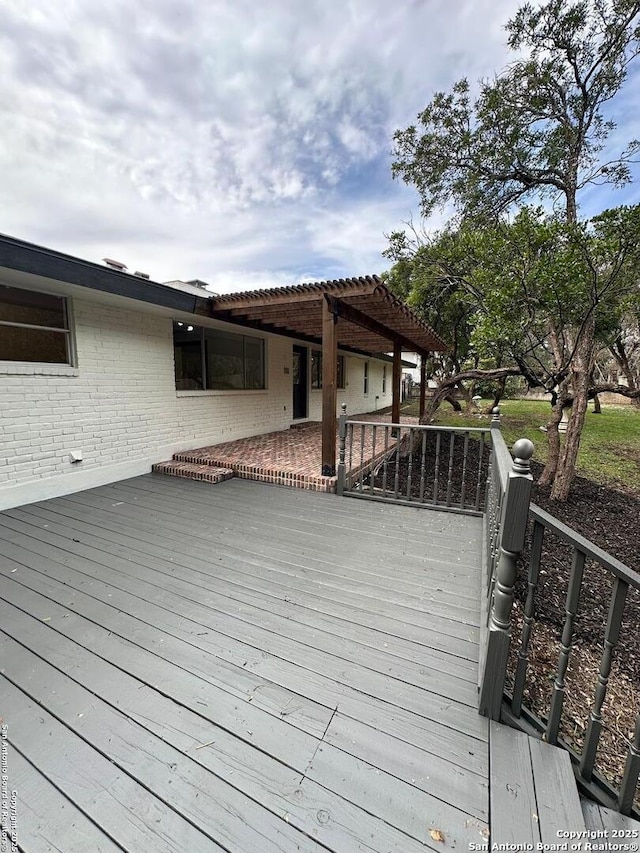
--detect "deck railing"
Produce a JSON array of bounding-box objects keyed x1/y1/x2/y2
[
  {"x1": 336, "y1": 404, "x2": 490, "y2": 515},
  {"x1": 479, "y1": 411, "x2": 640, "y2": 818}
]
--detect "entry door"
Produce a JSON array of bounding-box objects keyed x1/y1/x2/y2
[{"x1": 292, "y1": 346, "x2": 308, "y2": 419}]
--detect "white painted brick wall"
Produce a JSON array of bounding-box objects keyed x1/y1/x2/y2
[
  {"x1": 308, "y1": 355, "x2": 392, "y2": 420},
  {"x1": 0, "y1": 295, "x2": 396, "y2": 508},
  {"x1": 0, "y1": 297, "x2": 292, "y2": 507}
]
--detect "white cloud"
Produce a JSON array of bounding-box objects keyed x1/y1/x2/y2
[{"x1": 0, "y1": 0, "x2": 637, "y2": 290}]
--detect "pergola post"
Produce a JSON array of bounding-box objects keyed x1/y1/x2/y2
[
  {"x1": 419, "y1": 354, "x2": 427, "y2": 421},
  {"x1": 322, "y1": 295, "x2": 338, "y2": 476},
  {"x1": 392, "y1": 342, "x2": 402, "y2": 425}
]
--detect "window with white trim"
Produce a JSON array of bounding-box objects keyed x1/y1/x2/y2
[
  {"x1": 173, "y1": 323, "x2": 265, "y2": 390},
  {"x1": 310, "y1": 351, "x2": 346, "y2": 389},
  {"x1": 0, "y1": 285, "x2": 73, "y2": 364}
]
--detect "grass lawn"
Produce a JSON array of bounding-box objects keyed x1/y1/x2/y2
[{"x1": 401, "y1": 398, "x2": 640, "y2": 496}]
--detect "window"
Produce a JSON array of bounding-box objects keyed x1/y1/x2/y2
[
  {"x1": 310, "y1": 351, "x2": 346, "y2": 389},
  {"x1": 173, "y1": 323, "x2": 265, "y2": 390},
  {"x1": 0, "y1": 285, "x2": 72, "y2": 364},
  {"x1": 382, "y1": 365, "x2": 387, "y2": 394},
  {"x1": 363, "y1": 361, "x2": 369, "y2": 394}
]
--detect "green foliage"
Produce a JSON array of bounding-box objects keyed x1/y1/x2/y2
[
  {"x1": 392, "y1": 0, "x2": 640, "y2": 223},
  {"x1": 400, "y1": 398, "x2": 640, "y2": 493},
  {"x1": 385, "y1": 205, "x2": 640, "y2": 392}
]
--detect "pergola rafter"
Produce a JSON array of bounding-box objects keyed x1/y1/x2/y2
[{"x1": 210, "y1": 275, "x2": 447, "y2": 474}]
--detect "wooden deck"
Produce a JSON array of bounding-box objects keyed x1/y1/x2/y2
[{"x1": 0, "y1": 475, "x2": 489, "y2": 852}]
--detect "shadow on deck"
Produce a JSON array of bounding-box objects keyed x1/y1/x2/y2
[{"x1": 0, "y1": 475, "x2": 488, "y2": 852}]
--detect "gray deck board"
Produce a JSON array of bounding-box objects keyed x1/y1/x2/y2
[
  {"x1": 0, "y1": 643, "x2": 324, "y2": 853},
  {"x1": 490, "y1": 722, "x2": 541, "y2": 844},
  {"x1": 9, "y1": 499, "x2": 480, "y2": 659},
  {"x1": 3, "y1": 747, "x2": 122, "y2": 853},
  {"x1": 582, "y1": 800, "x2": 640, "y2": 831},
  {"x1": 0, "y1": 508, "x2": 479, "y2": 693},
  {"x1": 0, "y1": 475, "x2": 490, "y2": 852},
  {"x1": 529, "y1": 737, "x2": 586, "y2": 839},
  {"x1": 2, "y1": 503, "x2": 480, "y2": 641},
  {"x1": 0, "y1": 616, "x2": 433, "y2": 853},
  {"x1": 61, "y1": 482, "x2": 484, "y2": 586},
  {"x1": 7, "y1": 504, "x2": 478, "y2": 676},
  {"x1": 0, "y1": 555, "x2": 486, "y2": 748},
  {"x1": 42, "y1": 490, "x2": 482, "y2": 618},
  {"x1": 1, "y1": 675, "x2": 226, "y2": 853},
  {"x1": 21, "y1": 492, "x2": 482, "y2": 609}
]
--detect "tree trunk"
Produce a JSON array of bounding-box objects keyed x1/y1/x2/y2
[
  {"x1": 592, "y1": 393, "x2": 601, "y2": 414},
  {"x1": 538, "y1": 393, "x2": 565, "y2": 486},
  {"x1": 610, "y1": 341, "x2": 640, "y2": 409},
  {"x1": 549, "y1": 318, "x2": 595, "y2": 502},
  {"x1": 486, "y1": 376, "x2": 506, "y2": 413},
  {"x1": 550, "y1": 390, "x2": 587, "y2": 501},
  {"x1": 445, "y1": 393, "x2": 462, "y2": 412},
  {"x1": 419, "y1": 367, "x2": 522, "y2": 424}
]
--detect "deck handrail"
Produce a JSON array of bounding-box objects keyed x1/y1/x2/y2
[
  {"x1": 336, "y1": 404, "x2": 491, "y2": 514},
  {"x1": 479, "y1": 411, "x2": 640, "y2": 818}
]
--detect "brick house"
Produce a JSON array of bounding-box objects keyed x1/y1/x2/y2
[{"x1": 0, "y1": 234, "x2": 444, "y2": 510}]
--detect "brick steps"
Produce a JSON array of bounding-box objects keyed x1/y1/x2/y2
[
  {"x1": 152, "y1": 460, "x2": 235, "y2": 484},
  {"x1": 153, "y1": 448, "x2": 336, "y2": 492}
]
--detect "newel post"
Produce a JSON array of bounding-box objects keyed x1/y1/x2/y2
[
  {"x1": 479, "y1": 438, "x2": 535, "y2": 720},
  {"x1": 336, "y1": 404, "x2": 347, "y2": 496}
]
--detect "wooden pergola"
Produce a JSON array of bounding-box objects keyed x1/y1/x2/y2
[{"x1": 210, "y1": 275, "x2": 446, "y2": 475}]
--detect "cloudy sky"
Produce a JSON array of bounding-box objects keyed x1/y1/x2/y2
[{"x1": 1, "y1": 0, "x2": 639, "y2": 293}]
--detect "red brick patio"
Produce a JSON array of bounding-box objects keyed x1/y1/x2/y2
[{"x1": 166, "y1": 410, "x2": 418, "y2": 492}]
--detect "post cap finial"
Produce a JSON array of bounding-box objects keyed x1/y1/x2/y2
[
  {"x1": 512, "y1": 438, "x2": 535, "y2": 465},
  {"x1": 341, "y1": 402, "x2": 347, "y2": 413}
]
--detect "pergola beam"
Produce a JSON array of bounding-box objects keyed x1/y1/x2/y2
[{"x1": 326, "y1": 296, "x2": 428, "y2": 358}]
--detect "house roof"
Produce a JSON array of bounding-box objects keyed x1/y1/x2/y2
[
  {"x1": 211, "y1": 276, "x2": 446, "y2": 356},
  {"x1": 0, "y1": 234, "x2": 446, "y2": 356},
  {"x1": 0, "y1": 233, "x2": 208, "y2": 315}
]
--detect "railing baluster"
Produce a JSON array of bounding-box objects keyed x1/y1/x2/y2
[
  {"x1": 358, "y1": 423, "x2": 365, "y2": 492},
  {"x1": 618, "y1": 713, "x2": 640, "y2": 816},
  {"x1": 445, "y1": 433, "x2": 455, "y2": 506},
  {"x1": 337, "y1": 404, "x2": 347, "y2": 496},
  {"x1": 475, "y1": 431, "x2": 485, "y2": 512},
  {"x1": 418, "y1": 430, "x2": 427, "y2": 504},
  {"x1": 547, "y1": 547, "x2": 586, "y2": 745},
  {"x1": 488, "y1": 467, "x2": 502, "y2": 584},
  {"x1": 406, "y1": 428, "x2": 414, "y2": 500},
  {"x1": 369, "y1": 424, "x2": 377, "y2": 493},
  {"x1": 382, "y1": 426, "x2": 389, "y2": 497},
  {"x1": 511, "y1": 519, "x2": 545, "y2": 717},
  {"x1": 393, "y1": 427, "x2": 402, "y2": 498},
  {"x1": 579, "y1": 578, "x2": 629, "y2": 781},
  {"x1": 433, "y1": 430, "x2": 441, "y2": 504},
  {"x1": 460, "y1": 431, "x2": 469, "y2": 508},
  {"x1": 433, "y1": 430, "x2": 442, "y2": 506},
  {"x1": 485, "y1": 449, "x2": 495, "y2": 575},
  {"x1": 348, "y1": 422, "x2": 354, "y2": 487}
]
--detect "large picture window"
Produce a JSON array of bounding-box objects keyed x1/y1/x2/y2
[
  {"x1": 0, "y1": 285, "x2": 72, "y2": 364},
  {"x1": 310, "y1": 351, "x2": 346, "y2": 389},
  {"x1": 173, "y1": 323, "x2": 265, "y2": 391}
]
